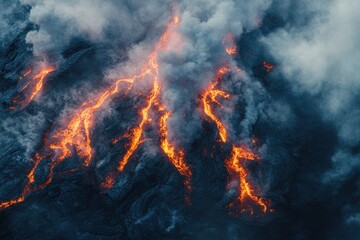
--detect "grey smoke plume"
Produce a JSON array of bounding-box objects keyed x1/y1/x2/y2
[
  {"x1": 2, "y1": 0, "x2": 360, "y2": 239},
  {"x1": 263, "y1": 0, "x2": 360, "y2": 183},
  {"x1": 20, "y1": 0, "x2": 170, "y2": 59}
]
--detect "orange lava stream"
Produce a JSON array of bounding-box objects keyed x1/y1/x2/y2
[
  {"x1": 10, "y1": 67, "x2": 55, "y2": 110},
  {"x1": 116, "y1": 15, "x2": 180, "y2": 174},
  {"x1": 222, "y1": 32, "x2": 237, "y2": 55},
  {"x1": 117, "y1": 80, "x2": 160, "y2": 172},
  {"x1": 225, "y1": 145, "x2": 270, "y2": 215},
  {"x1": 1, "y1": 16, "x2": 182, "y2": 209},
  {"x1": 201, "y1": 66, "x2": 231, "y2": 142},
  {"x1": 1, "y1": 18, "x2": 271, "y2": 216},
  {"x1": 159, "y1": 111, "x2": 192, "y2": 191},
  {"x1": 0, "y1": 76, "x2": 135, "y2": 209},
  {"x1": 101, "y1": 16, "x2": 185, "y2": 189}
]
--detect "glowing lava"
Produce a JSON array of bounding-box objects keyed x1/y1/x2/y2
[
  {"x1": 262, "y1": 61, "x2": 273, "y2": 72},
  {"x1": 10, "y1": 67, "x2": 55, "y2": 110},
  {"x1": 101, "y1": 16, "x2": 183, "y2": 189},
  {"x1": 0, "y1": 16, "x2": 183, "y2": 209},
  {"x1": 115, "y1": 15, "x2": 181, "y2": 173},
  {"x1": 225, "y1": 145, "x2": 270, "y2": 215},
  {"x1": 200, "y1": 37, "x2": 271, "y2": 215},
  {"x1": 0, "y1": 15, "x2": 271, "y2": 217},
  {"x1": 117, "y1": 80, "x2": 160, "y2": 172},
  {"x1": 201, "y1": 66, "x2": 231, "y2": 142},
  {"x1": 159, "y1": 111, "x2": 192, "y2": 191},
  {"x1": 222, "y1": 32, "x2": 237, "y2": 55}
]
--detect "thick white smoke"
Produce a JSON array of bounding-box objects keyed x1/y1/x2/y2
[
  {"x1": 263, "y1": 0, "x2": 360, "y2": 185},
  {"x1": 20, "y1": 0, "x2": 170, "y2": 58}
]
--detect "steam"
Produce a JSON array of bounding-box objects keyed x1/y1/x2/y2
[
  {"x1": 159, "y1": 0, "x2": 271, "y2": 144},
  {"x1": 2, "y1": 0, "x2": 360, "y2": 238},
  {"x1": 262, "y1": 0, "x2": 360, "y2": 183},
  {"x1": 20, "y1": 0, "x2": 170, "y2": 59}
]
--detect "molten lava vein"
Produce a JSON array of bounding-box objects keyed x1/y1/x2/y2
[
  {"x1": 201, "y1": 66, "x2": 231, "y2": 142},
  {"x1": 101, "y1": 16, "x2": 192, "y2": 190},
  {"x1": 1, "y1": 16, "x2": 270, "y2": 217},
  {"x1": 0, "y1": 16, "x2": 184, "y2": 209},
  {"x1": 159, "y1": 111, "x2": 192, "y2": 191},
  {"x1": 117, "y1": 80, "x2": 160, "y2": 172},
  {"x1": 10, "y1": 67, "x2": 55, "y2": 110},
  {"x1": 225, "y1": 146, "x2": 270, "y2": 215}
]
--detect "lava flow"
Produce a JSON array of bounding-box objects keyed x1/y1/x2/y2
[
  {"x1": 0, "y1": 15, "x2": 187, "y2": 209},
  {"x1": 201, "y1": 66, "x2": 231, "y2": 142},
  {"x1": 159, "y1": 111, "x2": 192, "y2": 191},
  {"x1": 1, "y1": 14, "x2": 270, "y2": 216},
  {"x1": 225, "y1": 145, "x2": 270, "y2": 215},
  {"x1": 101, "y1": 15, "x2": 188, "y2": 189},
  {"x1": 10, "y1": 66, "x2": 55, "y2": 110},
  {"x1": 102, "y1": 15, "x2": 192, "y2": 191},
  {"x1": 200, "y1": 34, "x2": 271, "y2": 215}
]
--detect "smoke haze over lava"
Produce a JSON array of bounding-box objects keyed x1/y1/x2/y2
[{"x1": 0, "y1": 0, "x2": 359, "y2": 239}]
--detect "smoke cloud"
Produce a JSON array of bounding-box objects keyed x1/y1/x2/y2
[{"x1": 0, "y1": 0, "x2": 359, "y2": 239}]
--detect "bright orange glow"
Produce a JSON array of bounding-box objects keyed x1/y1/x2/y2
[
  {"x1": 0, "y1": 15, "x2": 273, "y2": 217},
  {"x1": 262, "y1": 61, "x2": 273, "y2": 72},
  {"x1": 159, "y1": 111, "x2": 192, "y2": 191},
  {"x1": 173, "y1": 16, "x2": 180, "y2": 25},
  {"x1": 222, "y1": 32, "x2": 237, "y2": 55},
  {"x1": 225, "y1": 145, "x2": 270, "y2": 215},
  {"x1": 201, "y1": 66, "x2": 231, "y2": 142},
  {"x1": 113, "y1": 17, "x2": 179, "y2": 173},
  {"x1": 117, "y1": 80, "x2": 160, "y2": 172},
  {"x1": 10, "y1": 67, "x2": 55, "y2": 110},
  {"x1": 1, "y1": 15, "x2": 182, "y2": 208},
  {"x1": 101, "y1": 16, "x2": 182, "y2": 189},
  {"x1": 4, "y1": 65, "x2": 147, "y2": 206}
]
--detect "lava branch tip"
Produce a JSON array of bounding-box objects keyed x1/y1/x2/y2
[
  {"x1": 159, "y1": 111, "x2": 192, "y2": 191},
  {"x1": 10, "y1": 66, "x2": 55, "y2": 110},
  {"x1": 226, "y1": 145, "x2": 271, "y2": 215},
  {"x1": 117, "y1": 80, "x2": 160, "y2": 172}
]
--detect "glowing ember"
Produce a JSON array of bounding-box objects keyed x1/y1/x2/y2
[
  {"x1": 222, "y1": 32, "x2": 237, "y2": 55},
  {"x1": 159, "y1": 111, "x2": 192, "y2": 191},
  {"x1": 262, "y1": 61, "x2": 273, "y2": 72},
  {"x1": 225, "y1": 145, "x2": 270, "y2": 215},
  {"x1": 201, "y1": 66, "x2": 231, "y2": 142},
  {"x1": 10, "y1": 67, "x2": 55, "y2": 110}
]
